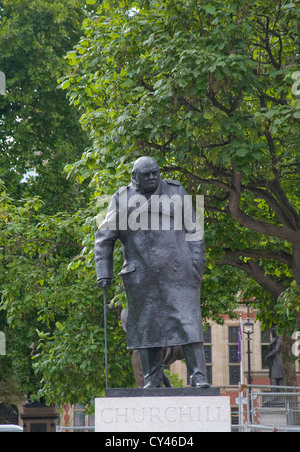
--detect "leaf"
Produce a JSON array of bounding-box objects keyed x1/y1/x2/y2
[
  {"x1": 282, "y1": 3, "x2": 296, "y2": 10},
  {"x1": 59, "y1": 80, "x2": 70, "y2": 90},
  {"x1": 204, "y1": 111, "x2": 214, "y2": 120},
  {"x1": 236, "y1": 147, "x2": 249, "y2": 157},
  {"x1": 153, "y1": 79, "x2": 165, "y2": 90},
  {"x1": 122, "y1": 79, "x2": 135, "y2": 88},
  {"x1": 55, "y1": 322, "x2": 64, "y2": 332},
  {"x1": 204, "y1": 4, "x2": 216, "y2": 15}
]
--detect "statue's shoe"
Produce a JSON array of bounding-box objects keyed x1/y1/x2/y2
[{"x1": 191, "y1": 377, "x2": 211, "y2": 389}]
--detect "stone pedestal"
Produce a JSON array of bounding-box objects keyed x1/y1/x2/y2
[
  {"x1": 95, "y1": 388, "x2": 231, "y2": 432},
  {"x1": 105, "y1": 387, "x2": 220, "y2": 397}
]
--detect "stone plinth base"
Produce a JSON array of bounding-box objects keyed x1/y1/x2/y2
[
  {"x1": 95, "y1": 387, "x2": 230, "y2": 432},
  {"x1": 105, "y1": 387, "x2": 220, "y2": 398}
]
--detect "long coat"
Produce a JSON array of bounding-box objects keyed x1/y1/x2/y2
[
  {"x1": 268, "y1": 335, "x2": 285, "y2": 380},
  {"x1": 94, "y1": 178, "x2": 206, "y2": 349}
]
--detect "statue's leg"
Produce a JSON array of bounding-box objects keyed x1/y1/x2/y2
[
  {"x1": 162, "y1": 371, "x2": 172, "y2": 387},
  {"x1": 182, "y1": 342, "x2": 210, "y2": 388},
  {"x1": 139, "y1": 347, "x2": 163, "y2": 388},
  {"x1": 132, "y1": 350, "x2": 144, "y2": 388}
]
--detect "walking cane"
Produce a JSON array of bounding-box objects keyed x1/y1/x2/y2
[{"x1": 103, "y1": 286, "x2": 108, "y2": 389}]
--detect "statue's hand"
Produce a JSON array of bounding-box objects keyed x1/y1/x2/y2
[{"x1": 97, "y1": 278, "x2": 112, "y2": 290}]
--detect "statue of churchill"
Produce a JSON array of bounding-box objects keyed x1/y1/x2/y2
[{"x1": 94, "y1": 157, "x2": 210, "y2": 389}]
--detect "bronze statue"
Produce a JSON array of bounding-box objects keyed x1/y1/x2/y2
[
  {"x1": 95, "y1": 157, "x2": 210, "y2": 388},
  {"x1": 121, "y1": 309, "x2": 184, "y2": 387},
  {"x1": 265, "y1": 326, "x2": 285, "y2": 386}
]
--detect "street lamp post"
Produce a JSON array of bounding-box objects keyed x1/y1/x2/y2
[{"x1": 243, "y1": 310, "x2": 254, "y2": 425}]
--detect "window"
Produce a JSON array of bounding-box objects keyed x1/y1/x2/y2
[
  {"x1": 74, "y1": 404, "x2": 85, "y2": 432},
  {"x1": 231, "y1": 407, "x2": 239, "y2": 427},
  {"x1": 261, "y1": 328, "x2": 271, "y2": 369},
  {"x1": 229, "y1": 366, "x2": 240, "y2": 386},
  {"x1": 203, "y1": 327, "x2": 211, "y2": 343},
  {"x1": 204, "y1": 327, "x2": 212, "y2": 385},
  {"x1": 73, "y1": 404, "x2": 95, "y2": 432},
  {"x1": 229, "y1": 345, "x2": 239, "y2": 363},
  {"x1": 229, "y1": 326, "x2": 239, "y2": 343},
  {"x1": 228, "y1": 326, "x2": 240, "y2": 385}
]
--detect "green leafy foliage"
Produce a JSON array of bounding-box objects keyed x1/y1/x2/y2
[
  {"x1": 1, "y1": 0, "x2": 300, "y2": 404},
  {"x1": 64, "y1": 0, "x2": 300, "y2": 334},
  {"x1": 0, "y1": 179, "x2": 135, "y2": 404},
  {"x1": 0, "y1": 0, "x2": 134, "y2": 406},
  {"x1": 0, "y1": 0, "x2": 89, "y2": 212}
]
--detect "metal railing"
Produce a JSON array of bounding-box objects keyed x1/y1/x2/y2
[
  {"x1": 238, "y1": 384, "x2": 300, "y2": 432},
  {"x1": 57, "y1": 425, "x2": 95, "y2": 432}
]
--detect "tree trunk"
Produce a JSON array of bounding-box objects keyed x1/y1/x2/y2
[{"x1": 282, "y1": 334, "x2": 297, "y2": 387}]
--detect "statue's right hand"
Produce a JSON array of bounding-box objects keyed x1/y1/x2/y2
[{"x1": 97, "y1": 278, "x2": 112, "y2": 290}]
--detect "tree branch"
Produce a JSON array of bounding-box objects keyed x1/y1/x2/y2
[
  {"x1": 224, "y1": 248, "x2": 293, "y2": 267},
  {"x1": 257, "y1": 16, "x2": 281, "y2": 70},
  {"x1": 163, "y1": 165, "x2": 300, "y2": 244},
  {"x1": 162, "y1": 165, "x2": 233, "y2": 192},
  {"x1": 220, "y1": 256, "x2": 286, "y2": 299},
  {"x1": 228, "y1": 169, "x2": 300, "y2": 244},
  {"x1": 207, "y1": 88, "x2": 243, "y2": 116},
  {"x1": 268, "y1": 179, "x2": 300, "y2": 232},
  {"x1": 178, "y1": 96, "x2": 202, "y2": 113},
  {"x1": 245, "y1": 185, "x2": 296, "y2": 230},
  {"x1": 16, "y1": 237, "x2": 83, "y2": 249},
  {"x1": 256, "y1": 87, "x2": 288, "y2": 106}
]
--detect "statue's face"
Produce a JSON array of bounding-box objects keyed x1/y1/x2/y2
[
  {"x1": 135, "y1": 162, "x2": 160, "y2": 194},
  {"x1": 271, "y1": 326, "x2": 277, "y2": 337}
]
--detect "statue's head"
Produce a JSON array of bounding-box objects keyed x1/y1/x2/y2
[
  {"x1": 271, "y1": 325, "x2": 278, "y2": 337},
  {"x1": 132, "y1": 157, "x2": 161, "y2": 195}
]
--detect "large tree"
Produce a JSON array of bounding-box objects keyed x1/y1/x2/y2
[
  {"x1": 0, "y1": 0, "x2": 122, "y2": 406},
  {"x1": 1, "y1": 0, "x2": 299, "y2": 405},
  {"x1": 0, "y1": 0, "x2": 89, "y2": 212},
  {"x1": 63, "y1": 0, "x2": 300, "y2": 327},
  {"x1": 61, "y1": 0, "x2": 300, "y2": 381}
]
